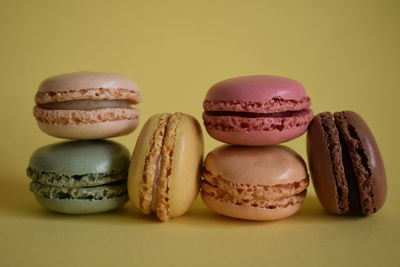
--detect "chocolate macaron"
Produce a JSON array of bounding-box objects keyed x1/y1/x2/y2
[{"x1": 307, "y1": 111, "x2": 386, "y2": 216}]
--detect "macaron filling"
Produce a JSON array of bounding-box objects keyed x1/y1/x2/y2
[
  {"x1": 38, "y1": 100, "x2": 132, "y2": 110},
  {"x1": 151, "y1": 156, "x2": 162, "y2": 212},
  {"x1": 30, "y1": 180, "x2": 127, "y2": 200},
  {"x1": 205, "y1": 109, "x2": 311, "y2": 118},
  {"x1": 27, "y1": 167, "x2": 128, "y2": 187},
  {"x1": 203, "y1": 96, "x2": 311, "y2": 114}
]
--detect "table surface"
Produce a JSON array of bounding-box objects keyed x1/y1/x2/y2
[{"x1": 1, "y1": 176, "x2": 399, "y2": 267}]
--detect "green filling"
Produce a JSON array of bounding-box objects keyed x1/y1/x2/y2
[{"x1": 30, "y1": 181, "x2": 127, "y2": 200}]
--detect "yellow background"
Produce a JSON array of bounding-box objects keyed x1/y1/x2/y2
[{"x1": 1, "y1": 0, "x2": 399, "y2": 266}]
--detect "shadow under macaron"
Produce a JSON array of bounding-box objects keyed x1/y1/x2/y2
[
  {"x1": 0, "y1": 176, "x2": 367, "y2": 225},
  {"x1": 178, "y1": 194, "x2": 368, "y2": 226}
]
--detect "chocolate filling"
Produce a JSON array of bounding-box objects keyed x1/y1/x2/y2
[
  {"x1": 337, "y1": 129, "x2": 362, "y2": 215},
  {"x1": 205, "y1": 109, "x2": 310, "y2": 118},
  {"x1": 39, "y1": 100, "x2": 131, "y2": 110}
]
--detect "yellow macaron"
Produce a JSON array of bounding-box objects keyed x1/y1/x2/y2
[{"x1": 128, "y1": 112, "x2": 204, "y2": 221}]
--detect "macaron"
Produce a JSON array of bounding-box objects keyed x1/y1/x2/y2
[
  {"x1": 201, "y1": 145, "x2": 309, "y2": 220},
  {"x1": 307, "y1": 111, "x2": 387, "y2": 216},
  {"x1": 27, "y1": 140, "x2": 131, "y2": 214},
  {"x1": 128, "y1": 112, "x2": 204, "y2": 221},
  {"x1": 34, "y1": 71, "x2": 141, "y2": 139},
  {"x1": 203, "y1": 75, "x2": 313, "y2": 146}
]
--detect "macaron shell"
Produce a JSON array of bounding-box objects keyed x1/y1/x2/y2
[
  {"x1": 33, "y1": 195, "x2": 128, "y2": 214},
  {"x1": 28, "y1": 140, "x2": 130, "y2": 177},
  {"x1": 167, "y1": 114, "x2": 204, "y2": 217},
  {"x1": 204, "y1": 113, "x2": 312, "y2": 146},
  {"x1": 205, "y1": 75, "x2": 308, "y2": 102},
  {"x1": 34, "y1": 106, "x2": 140, "y2": 125},
  {"x1": 37, "y1": 118, "x2": 139, "y2": 139},
  {"x1": 204, "y1": 145, "x2": 307, "y2": 185},
  {"x1": 38, "y1": 71, "x2": 139, "y2": 92},
  {"x1": 307, "y1": 114, "x2": 343, "y2": 214},
  {"x1": 127, "y1": 114, "x2": 163, "y2": 211},
  {"x1": 337, "y1": 111, "x2": 387, "y2": 212},
  {"x1": 202, "y1": 193, "x2": 303, "y2": 220},
  {"x1": 36, "y1": 71, "x2": 140, "y2": 104}
]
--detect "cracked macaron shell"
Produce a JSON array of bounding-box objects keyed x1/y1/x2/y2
[
  {"x1": 27, "y1": 140, "x2": 131, "y2": 187},
  {"x1": 201, "y1": 145, "x2": 309, "y2": 220},
  {"x1": 128, "y1": 113, "x2": 204, "y2": 221},
  {"x1": 307, "y1": 111, "x2": 386, "y2": 215}
]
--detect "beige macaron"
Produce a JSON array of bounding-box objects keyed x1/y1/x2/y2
[
  {"x1": 128, "y1": 112, "x2": 204, "y2": 221},
  {"x1": 201, "y1": 145, "x2": 309, "y2": 220},
  {"x1": 34, "y1": 71, "x2": 141, "y2": 139}
]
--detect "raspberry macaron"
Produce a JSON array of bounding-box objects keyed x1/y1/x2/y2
[
  {"x1": 203, "y1": 75, "x2": 313, "y2": 146},
  {"x1": 34, "y1": 71, "x2": 141, "y2": 140}
]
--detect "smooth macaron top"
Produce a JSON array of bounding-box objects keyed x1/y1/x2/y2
[
  {"x1": 205, "y1": 75, "x2": 309, "y2": 103},
  {"x1": 342, "y1": 111, "x2": 386, "y2": 210},
  {"x1": 28, "y1": 140, "x2": 130, "y2": 176},
  {"x1": 36, "y1": 71, "x2": 141, "y2": 104},
  {"x1": 204, "y1": 145, "x2": 307, "y2": 185},
  {"x1": 167, "y1": 113, "x2": 204, "y2": 216}
]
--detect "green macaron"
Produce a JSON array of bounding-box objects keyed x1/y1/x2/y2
[{"x1": 27, "y1": 140, "x2": 130, "y2": 214}]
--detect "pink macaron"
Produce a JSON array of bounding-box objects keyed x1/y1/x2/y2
[
  {"x1": 34, "y1": 71, "x2": 141, "y2": 140},
  {"x1": 203, "y1": 75, "x2": 313, "y2": 146}
]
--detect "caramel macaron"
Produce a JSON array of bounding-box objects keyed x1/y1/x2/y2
[
  {"x1": 128, "y1": 112, "x2": 204, "y2": 221},
  {"x1": 201, "y1": 145, "x2": 309, "y2": 220},
  {"x1": 34, "y1": 71, "x2": 141, "y2": 139}
]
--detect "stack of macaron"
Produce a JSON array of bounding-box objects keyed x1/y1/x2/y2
[
  {"x1": 27, "y1": 71, "x2": 141, "y2": 214},
  {"x1": 201, "y1": 75, "x2": 314, "y2": 220},
  {"x1": 201, "y1": 75, "x2": 387, "y2": 220}
]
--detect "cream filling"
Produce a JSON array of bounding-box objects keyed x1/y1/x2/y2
[
  {"x1": 38, "y1": 100, "x2": 132, "y2": 110},
  {"x1": 151, "y1": 155, "x2": 162, "y2": 213}
]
